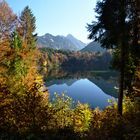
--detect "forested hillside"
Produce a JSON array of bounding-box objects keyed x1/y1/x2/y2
[
  {"x1": 81, "y1": 41, "x2": 106, "y2": 52},
  {"x1": 39, "y1": 48, "x2": 112, "y2": 70}
]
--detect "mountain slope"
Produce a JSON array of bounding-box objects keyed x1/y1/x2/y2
[
  {"x1": 81, "y1": 41, "x2": 106, "y2": 53},
  {"x1": 66, "y1": 34, "x2": 86, "y2": 50}
]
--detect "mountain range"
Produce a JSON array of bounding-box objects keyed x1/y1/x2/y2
[
  {"x1": 37, "y1": 33, "x2": 86, "y2": 51},
  {"x1": 37, "y1": 33, "x2": 106, "y2": 53}
]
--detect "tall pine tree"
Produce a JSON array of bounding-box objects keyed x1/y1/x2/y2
[
  {"x1": 18, "y1": 6, "x2": 37, "y2": 48},
  {"x1": 87, "y1": 0, "x2": 132, "y2": 115}
]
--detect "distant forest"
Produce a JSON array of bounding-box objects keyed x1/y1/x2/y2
[{"x1": 39, "y1": 48, "x2": 112, "y2": 70}]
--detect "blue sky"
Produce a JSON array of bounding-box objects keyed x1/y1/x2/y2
[{"x1": 6, "y1": 0, "x2": 96, "y2": 43}]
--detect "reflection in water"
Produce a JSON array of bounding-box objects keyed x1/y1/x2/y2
[{"x1": 44, "y1": 68, "x2": 119, "y2": 109}]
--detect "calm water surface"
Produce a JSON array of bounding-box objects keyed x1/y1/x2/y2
[{"x1": 45, "y1": 69, "x2": 118, "y2": 109}]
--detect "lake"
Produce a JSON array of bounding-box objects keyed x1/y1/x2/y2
[{"x1": 44, "y1": 69, "x2": 119, "y2": 109}]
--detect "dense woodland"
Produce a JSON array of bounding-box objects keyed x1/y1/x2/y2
[
  {"x1": 39, "y1": 48, "x2": 112, "y2": 70},
  {"x1": 0, "y1": 0, "x2": 140, "y2": 140}
]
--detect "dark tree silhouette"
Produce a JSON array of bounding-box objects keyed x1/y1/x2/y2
[{"x1": 87, "y1": 0, "x2": 137, "y2": 115}]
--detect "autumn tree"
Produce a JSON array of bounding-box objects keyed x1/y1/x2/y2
[
  {"x1": 0, "y1": 0, "x2": 17, "y2": 40},
  {"x1": 0, "y1": 4, "x2": 49, "y2": 137}
]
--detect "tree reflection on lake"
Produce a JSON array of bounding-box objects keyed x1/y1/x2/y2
[{"x1": 44, "y1": 68, "x2": 119, "y2": 109}]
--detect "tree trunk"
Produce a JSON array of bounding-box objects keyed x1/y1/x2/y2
[
  {"x1": 118, "y1": 0, "x2": 126, "y2": 115},
  {"x1": 118, "y1": 43, "x2": 125, "y2": 115}
]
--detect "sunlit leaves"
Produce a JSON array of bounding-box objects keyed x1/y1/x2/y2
[{"x1": 74, "y1": 102, "x2": 92, "y2": 133}]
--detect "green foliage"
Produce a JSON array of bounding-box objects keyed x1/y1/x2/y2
[
  {"x1": 111, "y1": 48, "x2": 121, "y2": 70},
  {"x1": 74, "y1": 102, "x2": 92, "y2": 134},
  {"x1": 107, "y1": 94, "x2": 140, "y2": 115},
  {"x1": 47, "y1": 93, "x2": 74, "y2": 129},
  {"x1": 19, "y1": 6, "x2": 37, "y2": 48},
  {"x1": 11, "y1": 31, "x2": 22, "y2": 49},
  {"x1": 122, "y1": 96, "x2": 140, "y2": 140},
  {"x1": 87, "y1": 96, "x2": 140, "y2": 140},
  {"x1": 89, "y1": 108, "x2": 124, "y2": 140},
  {"x1": 9, "y1": 32, "x2": 27, "y2": 79},
  {"x1": 47, "y1": 93, "x2": 92, "y2": 135},
  {"x1": 0, "y1": 89, "x2": 140, "y2": 140}
]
